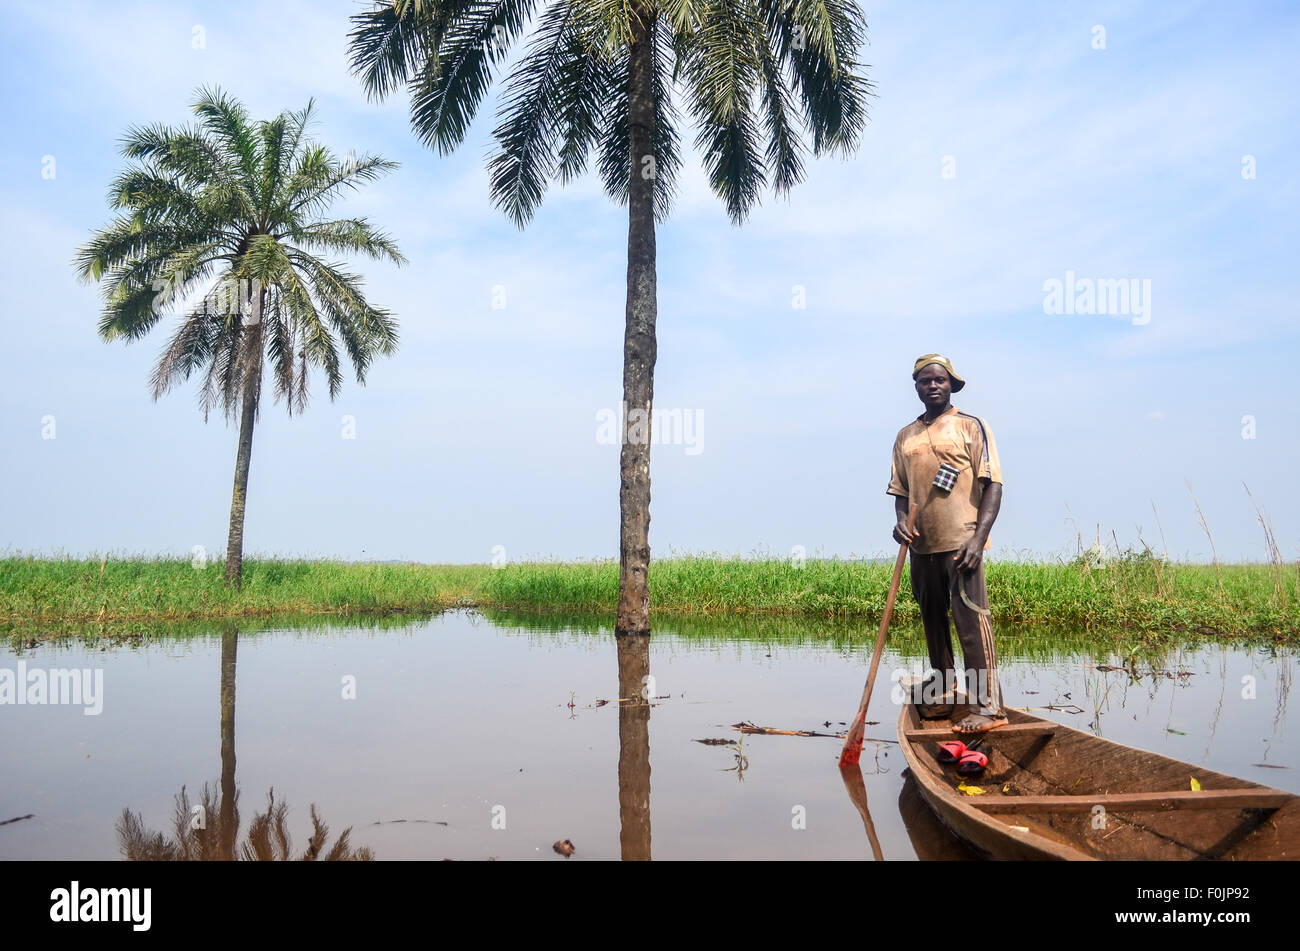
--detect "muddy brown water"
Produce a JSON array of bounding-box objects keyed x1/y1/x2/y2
[{"x1": 1, "y1": 610, "x2": 1294, "y2": 860}]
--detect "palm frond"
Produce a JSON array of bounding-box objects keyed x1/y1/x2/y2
[
  {"x1": 679, "y1": 0, "x2": 768, "y2": 223},
  {"x1": 191, "y1": 86, "x2": 263, "y2": 194},
  {"x1": 568, "y1": 0, "x2": 643, "y2": 52},
  {"x1": 754, "y1": 19, "x2": 805, "y2": 194},
  {"x1": 107, "y1": 168, "x2": 202, "y2": 225},
  {"x1": 262, "y1": 288, "x2": 300, "y2": 414},
  {"x1": 150, "y1": 281, "x2": 232, "y2": 400},
  {"x1": 348, "y1": 0, "x2": 469, "y2": 101},
  {"x1": 287, "y1": 218, "x2": 407, "y2": 265},
  {"x1": 197, "y1": 318, "x2": 242, "y2": 421},
  {"x1": 758, "y1": 0, "x2": 872, "y2": 155},
  {"x1": 118, "y1": 122, "x2": 237, "y2": 191},
  {"x1": 553, "y1": 22, "x2": 621, "y2": 184},
  {"x1": 257, "y1": 114, "x2": 290, "y2": 222},
  {"x1": 95, "y1": 241, "x2": 227, "y2": 341},
  {"x1": 407, "y1": 0, "x2": 539, "y2": 154},
  {"x1": 274, "y1": 250, "x2": 345, "y2": 399},
  {"x1": 75, "y1": 211, "x2": 228, "y2": 285},
  {"x1": 486, "y1": 1, "x2": 577, "y2": 227},
  {"x1": 289, "y1": 249, "x2": 400, "y2": 387},
  {"x1": 286, "y1": 152, "x2": 401, "y2": 220},
  {"x1": 280, "y1": 97, "x2": 318, "y2": 169}
]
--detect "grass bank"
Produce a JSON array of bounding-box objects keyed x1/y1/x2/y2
[
  {"x1": 1, "y1": 553, "x2": 1296, "y2": 642},
  {"x1": 479, "y1": 606, "x2": 1243, "y2": 664}
]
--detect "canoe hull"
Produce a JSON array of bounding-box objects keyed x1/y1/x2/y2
[{"x1": 897, "y1": 702, "x2": 1299, "y2": 861}]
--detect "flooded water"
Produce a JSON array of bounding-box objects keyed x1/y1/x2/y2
[{"x1": 1, "y1": 610, "x2": 1295, "y2": 860}]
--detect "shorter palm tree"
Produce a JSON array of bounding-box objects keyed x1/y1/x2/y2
[{"x1": 77, "y1": 87, "x2": 406, "y2": 586}]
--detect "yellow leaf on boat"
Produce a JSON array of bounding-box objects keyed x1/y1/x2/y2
[
  {"x1": 958, "y1": 782, "x2": 985, "y2": 796},
  {"x1": 1190, "y1": 776, "x2": 1202, "y2": 791}
]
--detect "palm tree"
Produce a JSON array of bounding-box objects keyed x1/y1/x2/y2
[
  {"x1": 347, "y1": 0, "x2": 871, "y2": 632},
  {"x1": 77, "y1": 87, "x2": 406, "y2": 587}
]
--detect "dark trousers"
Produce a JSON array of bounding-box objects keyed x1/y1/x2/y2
[{"x1": 908, "y1": 550, "x2": 1003, "y2": 716}]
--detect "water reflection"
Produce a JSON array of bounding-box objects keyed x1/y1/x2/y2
[
  {"x1": 117, "y1": 785, "x2": 373, "y2": 861},
  {"x1": 116, "y1": 628, "x2": 373, "y2": 861},
  {"x1": 838, "y1": 764, "x2": 884, "y2": 860},
  {"x1": 4, "y1": 608, "x2": 1292, "y2": 861},
  {"x1": 219, "y1": 629, "x2": 237, "y2": 860},
  {"x1": 897, "y1": 774, "x2": 980, "y2": 861},
  {"x1": 617, "y1": 632, "x2": 651, "y2": 861}
]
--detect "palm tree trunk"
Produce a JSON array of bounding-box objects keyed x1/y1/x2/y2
[
  {"x1": 224, "y1": 286, "x2": 264, "y2": 588},
  {"x1": 617, "y1": 7, "x2": 658, "y2": 635}
]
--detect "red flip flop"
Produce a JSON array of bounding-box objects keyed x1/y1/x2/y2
[
  {"x1": 937, "y1": 741, "x2": 967, "y2": 764},
  {"x1": 957, "y1": 750, "x2": 988, "y2": 775}
]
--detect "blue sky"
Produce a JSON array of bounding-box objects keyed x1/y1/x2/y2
[{"x1": 1, "y1": 0, "x2": 1297, "y2": 564}]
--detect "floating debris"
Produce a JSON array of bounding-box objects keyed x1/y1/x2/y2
[
  {"x1": 731, "y1": 721, "x2": 841, "y2": 738},
  {"x1": 1087, "y1": 664, "x2": 1193, "y2": 680},
  {"x1": 370, "y1": 818, "x2": 449, "y2": 826},
  {"x1": 553, "y1": 839, "x2": 575, "y2": 858},
  {"x1": 586, "y1": 695, "x2": 667, "y2": 709}
]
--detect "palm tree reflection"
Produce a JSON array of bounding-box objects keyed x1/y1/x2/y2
[
  {"x1": 219, "y1": 628, "x2": 238, "y2": 859},
  {"x1": 117, "y1": 627, "x2": 372, "y2": 861},
  {"x1": 117, "y1": 784, "x2": 373, "y2": 861},
  {"x1": 617, "y1": 632, "x2": 652, "y2": 861}
]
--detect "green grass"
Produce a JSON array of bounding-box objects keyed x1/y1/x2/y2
[
  {"x1": 2, "y1": 552, "x2": 1296, "y2": 643},
  {"x1": 0, "y1": 557, "x2": 483, "y2": 626},
  {"x1": 480, "y1": 552, "x2": 1299, "y2": 642}
]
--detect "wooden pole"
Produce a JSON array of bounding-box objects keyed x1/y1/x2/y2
[{"x1": 839, "y1": 505, "x2": 917, "y2": 767}]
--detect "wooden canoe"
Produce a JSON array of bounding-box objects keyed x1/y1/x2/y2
[{"x1": 897, "y1": 700, "x2": 1300, "y2": 860}]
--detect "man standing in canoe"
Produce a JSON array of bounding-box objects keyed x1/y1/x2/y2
[{"x1": 887, "y1": 354, "x2": 1007, "y2": 734}]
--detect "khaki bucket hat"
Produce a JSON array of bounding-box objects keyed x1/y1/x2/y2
[{"x1": 912, "y1": 353, "x2": 965, "y2": 392}]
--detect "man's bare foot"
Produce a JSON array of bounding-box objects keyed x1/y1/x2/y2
[{"x1": 952, "y1": 712, "x2": 1007, "y2": 735}]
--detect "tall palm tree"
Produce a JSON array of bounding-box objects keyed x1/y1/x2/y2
[
  {"x1": 348, "y1": 0, "x2": 871, "y2": 633},
  {"x1": 77, "y1": 87, "x2": 406, "y2": 587}
]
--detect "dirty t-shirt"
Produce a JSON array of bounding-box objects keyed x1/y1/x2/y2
[{"x1": 886, "y1": 405, "x2": 1003, "y2": 555}]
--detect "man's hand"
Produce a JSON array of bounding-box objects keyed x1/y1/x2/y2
[
  {"x1": 892, "y1": 495, "x2": 916, "y2": 546},
  {"x1": 953, "y1": 535, "x2": 986, "y2": 573},
  {"x1": 955, "y1": 480, "x2": 1002, "y2": 572}
]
